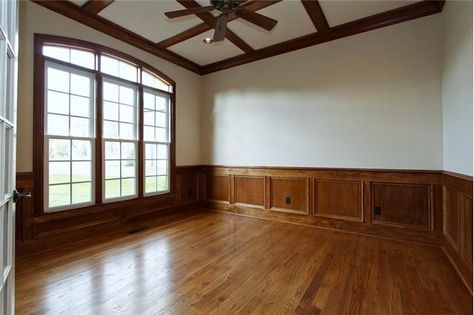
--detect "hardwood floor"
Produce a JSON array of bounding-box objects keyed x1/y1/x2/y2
[{"x1": 16, "y1": 210, "x2": 472, "y2": 314}]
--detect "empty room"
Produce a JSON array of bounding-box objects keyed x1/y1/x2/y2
[{"x1": 0, "y1": 0, "x2": 472, "y2": 313}]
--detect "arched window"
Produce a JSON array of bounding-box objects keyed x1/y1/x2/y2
[{"x1": 34, "y1": 34, "x2": 175, "y2": 213}]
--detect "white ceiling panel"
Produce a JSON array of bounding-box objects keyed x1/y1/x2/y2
[
  {"x1": 227, "y1": 1, "x2": 316, "y2": 50},
  {"x1": 68, "y1": 0, "x2": 89, "y2": 7},
  {"x1": 99, "y1": 0, "x2": 203, "y2": 43},
  {"x1": 319, "y1": 0, "x2": 416, "y2": 27},
  {"x1": 168, "y1": 30, "x2": 243, "y2": 65}
]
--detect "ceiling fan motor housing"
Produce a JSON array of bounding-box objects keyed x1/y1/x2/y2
[{"x1": 211, "y1": 0, "x2": 240, "y2": 13}]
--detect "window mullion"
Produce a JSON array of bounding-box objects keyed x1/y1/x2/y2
[
  {"x1": 95, "y1": 73, "x2": 103, "y2": 204},
  {"x1": 138, "y1": 85, "x2": 144, "y2": 197}
]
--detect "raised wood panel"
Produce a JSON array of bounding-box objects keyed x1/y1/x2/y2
[
  {"x1": 179, "y1": 173, "x2": 198, "y2": 204},
  {"x1": 206, "y1": 174, "x2": 230, "y2": 202},
  {"x1": 372, "y1": 183, "x2": 432, "y2": 229},
  {"x1": 443, "y1": 187, "x2": 460, "y2": 249},
  {"x1": 314, "y1": 180, "x2": 363, "y2": 221},
  {"x1": 234, "y1": 176, "x2": 265, "y2": 207},
  {"x1": 270, "y1": 177, "x2": 308, "y2": 214},
  {"x1": 461, "y1": 195, "x2": 473, "y2": 266}
]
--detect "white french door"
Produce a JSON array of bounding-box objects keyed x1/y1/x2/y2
[{"x1": 0, "y1": 0, "x2": 18, "y2": 313}]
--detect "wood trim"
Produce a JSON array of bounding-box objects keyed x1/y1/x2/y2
[
  {"x1": 201, "y1": 1, "x2": 445, "y2": 74},
  {"x1": 81, "y1": 0, "x2": 114, "y2": 14},
  {"x1": 31, "y1": 0, "x2": 201, "y2": 74},
  {"x1": 301, "y1": 0, "x2": 329, "y2": 33},
  {"x1": 33, "y1": 34, "x2": 177, "y2": 214},
  {"x1": 157, "y1": 0, "x2": 281, "y2": 48}
]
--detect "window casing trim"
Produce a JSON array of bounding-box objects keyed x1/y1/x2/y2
[{"x1": 33, "y1": 34, "x2": 176, "y2": 215}]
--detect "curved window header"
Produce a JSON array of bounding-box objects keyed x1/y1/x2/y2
[{"x1": 38, "y1": 34, "x2": 174, "y2": 93}]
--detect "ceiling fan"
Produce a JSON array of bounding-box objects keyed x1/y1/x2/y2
[{"x1": 164, "y1": 0, "x2": 278, "y2": 43}]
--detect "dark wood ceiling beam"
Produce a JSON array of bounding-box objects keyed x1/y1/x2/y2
[
  {"x1": 158, "y1": 0, "x2": 281, "y2": 48},
  {"x1": 201, "y1": 0, "x2": 445, "y2": 74},
  {"x1": 31, "y1": 0, "x2": 201, "y2": 74},
  {"x1": 81, "y1": 0, "x2": 114, "y2": 14},
  {"x1": 301, "y1": 0, "x2": 329, "y2": 32},
  {"x1": 176, "y1": 0, "x2": 254, "y2": 53}
]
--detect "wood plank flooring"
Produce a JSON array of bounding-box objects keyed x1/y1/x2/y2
[{"x1": 16, "y1": 211, "x2": 472, "y2": 314}]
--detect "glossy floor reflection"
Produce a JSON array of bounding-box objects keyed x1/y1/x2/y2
[{"x1": 16, "y1": 211, "x2": 472, "y2": 314}]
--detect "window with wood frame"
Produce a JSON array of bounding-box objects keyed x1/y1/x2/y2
[{"x1": 34, "y1": 35, "x2": 175, "y2": 213}]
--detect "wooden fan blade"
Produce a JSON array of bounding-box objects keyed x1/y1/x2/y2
[
  {"x1": 234, "y1": 9, "x2": 277, "y2": 31},
  {"x1": 213, "y1": 15, "x2": 227, "y2": 42},
  {"x1": 165, "y1": 6, "x2": 214, "y2": 18}
]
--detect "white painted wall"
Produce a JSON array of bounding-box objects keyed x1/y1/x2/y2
[
  {"x1": 441, "y1": 0, "x2": 473, "y2": 176},
  {"x1": 201, "y1": 15, "x2": 444, "y2": 170},
  {"x1": 16, "y1": 1, "x2": 203, "y2": 172}
]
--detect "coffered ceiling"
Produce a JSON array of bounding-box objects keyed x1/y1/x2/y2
[{"x1": 32, "y1": 0, "x2": 445, "y2": 74}]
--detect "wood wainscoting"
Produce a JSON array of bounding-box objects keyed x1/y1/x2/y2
[
  {"x1": 202, "y1": 165, "x2": 473, "y2": 292},
  {"x1": 15, "y1": 165, "x2": 473, "y2": 292},
  {"x1": 441, "y1": 171, "x2": 473, "y2": 293},
  {"x1": 15, "y1": 166, "x2": 202, "y2": 255},
  {"x1": 203, "y1": 166, "x2": 441, "y2": 235}
]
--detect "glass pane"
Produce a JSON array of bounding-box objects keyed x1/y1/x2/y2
[
  {"x1": 121, "y1": 142, "x2": 135, "y2": 160},
  {"x1": 43, "y1": 46, "x2": 70, "y2": 63},
  {"x1": 157, "y1": 160, "x2": 167, "y2": 175},
  {"x1": 156, "y1": 127, "x2": 167, "y2": 142},
  {"x1": 121, "y1": 160, "x2": 135, "y2": 178},
  {"x1": 157, "y1": 144, "x2": 167, "y2": 159},
  {"x1": 47, "y1": 90, "x2": 69, "y2": 115},
  {"x1": 145, "y1": 160, "x2": 156, "y2": 176},
  {"x1": 155, "y1": 112, "x2": 167, "y2": 127},
  {"x1": 104, "y1": 101, "x2": 118, "y2": 121},
  {"x1": 49, "y1": 184, "x2": 71, "y2": 207},
  {"x1": 145, "y1": 176, "x2": 157, "y2": 193},
  {"x1": 103, "y1": 82, "x2": 118, "y2": 102},
  {"x1": 70, "y1": 116, "x2": 90, "y2": 137},
  {"x1": 49, "y1": 161, "x2": 70, "y2": 184},
  {"x1": 144, "y1": 92, "x2": 154, "y2": 110},
  {"x1": 72, "y1": 161, "x2": 91, "y2": 182},
  {"x1": 121, "y1": 178, "x2": 135, "y2": 196},
  {"x1": 120, "y1": 105, "x2": 134, "y2": 123},
  {"x1": 72, "y1": 140, "x2": 91, "y2": 160},
  {"x1": 120, "y1": 122, "x2": 134, "y2": 140},
  {"x1": 120, "y1": 86, "x2": 135, "y2": 106},
  {"x1": 70, "y1": 49, "x2": 95, "y2": 70},
  {"x1": 72, "y1": 182, "x2": 92, "y2": 204},
  {"x1": 105, "y1": 179, "x2": 120, "y2": 199},
  {"x1": 103, "y1": 121, "x2": 119, "y2": 138},
  {"x1": 49, "y1": 139, "x2": 70, "y2": 160},
  {"x1": 105, "y1": 141, "x2": 120, "y2": 159},
  {"x1": 70, "y1": 95, "x2": 90, "y2": 118},
  {"x1": 71, "y1": 73, "x2": 91, "y2": 97},
  {"x1": 144, "y1": 110, "x2": 154, "y2": 126},
  {"x1": 101, "y1": 55, "x2": 119, "y2": 77},
  {"x1": 105, "y1": 161, "x2": 120, "y2": 179},
  {"x1": 145, "y1": 143, "x2": 157, "y2": 159},
  {"x1": 48, "y1": 67, "x2": 69, "y2": 93},
  {"x1": 47, "y1": 114, "x2": 69, "y2": 136},
  {"x1": 157, "y1": 176, "x2": 168, "y2": 191},
  {"x1": 144, "y1": 126, "x2": 154, "y2": 141},
  {"x1": 155, "y1": 95, "x2": 168, "y2": 112},
  {"x1": 119, "y1": 61, "x2": 137, "y2": 82},
  {"x1": 142, "y1": 70, "x2": 170, "y2": 91}
]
